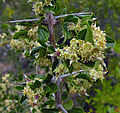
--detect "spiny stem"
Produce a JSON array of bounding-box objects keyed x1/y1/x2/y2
[{"x1": 6, "y1": 12, "x2": 92, "y2": 24}]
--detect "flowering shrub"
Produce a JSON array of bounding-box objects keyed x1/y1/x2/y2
[{"x1": 0, "y1": 0, "x2": 116, "y2": 112}]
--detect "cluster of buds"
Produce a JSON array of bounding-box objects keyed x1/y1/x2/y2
[
  {"x1": 92, "y1": 24, "x2": 106, "y2": 50},
  {"x1": 58, "y1": 36, "x2": 106, "y2": 63},
  {"x1": 89, "y1": 64, "x2": 104, "y2": 81},
  {"x1": 69, "y1": 78, "x2": 92, "y2": 96},
  {"x1": 54, "y1": 63, "x2": 68, "y2": 76},
  {"x1": 35, "y1": 56, "x2": 52, "y2": 67},
  {"x1": 28, "y1": 0, "x2": 52, "y2": 15},
  {"x1": 23, "y1": 78, "x2": 44, "y2": 108},
  {"x1": 0, "y1": 33, "x2": 7, "y2": 39},
  {"x1": 0, "y1": 33, "x2": 9, "y2": 47},
  {"x1": 10, "y1": 39, "x2": 24, "y2": 50},
  {"x1": 15, "y1": 25, "x2": 26, "y2": 32},
  {"x1": 68, "y1": 19, "x2": 86, "y2": 32},
  {"x1": 28, "y1": 26, "x2": 38, "y2": 40}
]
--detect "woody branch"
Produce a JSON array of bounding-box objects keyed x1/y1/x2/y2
[{"x1": 6, "y1": 12, "x2": 92, "y2": 24}]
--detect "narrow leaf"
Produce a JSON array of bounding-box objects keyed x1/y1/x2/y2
[
  {"x1": 63, "y1": 100, "x2": 73, "y2": 110},
  {"x1": 76, "y1": 73, "x2": 90, "y2": 81},
  {"x1": 106, "y1": 35, "x2": 116, "y2": 48},
  {"x1": 77, "y1": 28, "x2": 87, "y2": 40},
  {"x1": 52, "y1": 59, "x2": 59, "y2": 71},
  {"x1": 49, "y1": 83, "x2": 58, "y2": 93},
  {"x1": 64, "y1": 15, "x2": 79, "y2": 24},
  {"x1": 13, "y1": 30, "x2": 28, "y2": 39},
  {"x1": 68, "y1": 107, "x2": 84, "y2": 113},
  {"x1": 41, "y1": 109, "x2": 59, "y2": 113},
  {"x1": 85, "y1": 21, "x2": 94, "y2": 44}
]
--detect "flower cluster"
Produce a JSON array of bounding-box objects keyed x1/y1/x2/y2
[
  {"x1": 54, "y1": 63, "x2": 68, "y2": 76},
  {"x1": 28, "y1": 0, "x2": 52, "y2": 15},
  {"x1": 92, "y1": 24, "x2": 106, "y2": 50},
  {"x1": 23, "y1": 77, "x2": 44, "y2": 111},
  {"x1": 15, "y1": 25, "x2": 26, "y2": 32},
  {"x1": 28, "y1": 26, "x2": 38, "y2": 40},
  {"x1": 69, "y1": 79, "x2": 92, "y2": 96},
  {"x1": 35, "y1": 56, "x2": 52, "y2": 67},
  {"x1": 89, "y1": 64, "x2": 104, "y2": 81},
  {"x1": 0, "y1": 33, "x2": 9, "y2": 47},
  {"x1": 58, "y1": 29, "x2": 106, "y2": 63},
  {"x1": 68, "y1": 19, "x2": 86, "y2": 32},
  {"x1": 0, "y1": 33, "x2": 7, "y2": 39},
  {"x1": 10, "y1": 39, "x2": 24, "y2": 50}
]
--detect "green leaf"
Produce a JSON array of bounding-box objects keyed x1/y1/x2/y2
[
  {"x1": 42, "y1": 100, "x2": 55, "y2": 107},
  {"x1": 13, "y1": 30, "x2": 28, "y2": 39},
  {"x1": 77, "y1": 28, "x2": 87, "y2": 40},
  {"x1": 64, "y1": 15, "x2": 79, "y2": 24},
  {"x1": 53, "y1": 1, "x2": 61, "y2": 14},
  {"x1": 52, "y1": 59, "x2": 59, "y2": 71},
  {"x1": 31, "y1": 46, "x2": 41, "y2": 55},
  {"x1": 43, "y1": 86, "x2": 50, "y2": 93},
  {"x1": 85, "y1": 21, "x2": 94, "y2": 44},
  {"x1": 61, "y1": 91, "x2": 68, "y2": 101},
  {"x1": 68, "y1": 107, "x2": 84, "y2": 113},
  {"x1": 35, "y1": 75, "x2": 46, "y2": 80},
  {"x1": 78, "y1": 15, "x2": 93, "y2": 26},
  {"x1": 44, "y1": 5, "x2": 55, "y2": 12},
  {"x1": 32, "y1": 108, "x2": 37, "y2": 113},
  {"x1": 44, "y1": 74, "x2": 53, "y2": 84},
  {"x1": 27, "y1": 73, "x2": 36, "y2": 80},
  {"x1": 63, "y1": 23, "x2": 70, "y2": 39},
  {"x1": 64, "y1": 59, "x2": 70, "y2": 68},
  {"x1": 47, "y1": 45, "x2": 55, "y2": 53},
  {"x1": 33, "y1": 80, "x2": 41, "y2": 88},
  {"x1": 81, "y1": 61, "x2": 95, "y2": 68},
  {"x1": 63, "y1": 100, "x2": 73, "y2": 110},
  {"x1": 76, "y1": 73, "x2": 90, "y2": 81},
  {"x1": 38, "y1": 26, "x2": 49, "y2": 42},
  {"x1": 31, "y1": 46, "x2": 46, "y2": 57},
  {"x1": 64, "y1": 82, "x2": 69, "y2": 93},
  {"x1": 15, "y1": 86, "x2": 24, "y2": 91},
  {"x1": 0, "y1": 86, "x2": 2, "y2": 90},
  {"x1": 49, "y1": 83, "x2": 58, "y2": 93},
  {"x1": 106, "y1": 35, "x2": 116, "y2": 48},
  {"x1": 41, "y1": 109, "x2": 59, "y2": 113},
  {"x1": 69, "y1": 65, "x2": 74, "y2": 73},
  {"x1": 20, "y1": 95, "x2": 27, "y2": 104},
  {"x1": 38, "y1": 39, "x2": 47, "y2": 48},
  {"x1": 60, "y1": 7, "x2": 67, "y2": 15},
  {"x1": 94, "y1": 61, "x2": 100, "y2": 69}
]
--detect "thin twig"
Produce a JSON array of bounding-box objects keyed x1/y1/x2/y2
[
  {"x1": 60, "y1": 70, "x2": 84, "y2": 79},
  {"x1": 7, "y1": 18, "x2": 41, "y2": 23},
  {"x1": 54, "y1": 12, "x2": 92, "y2": 19},
  {"x1": 11, "y1": 82, "x2": 26, "y2": 85},
  {"x1": 6, "y1": 12, "x2": 92, "y2": 24}
]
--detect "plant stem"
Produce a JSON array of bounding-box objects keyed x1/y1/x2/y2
[
  {"x1": 6, "y1": 12, "x2": 91, "y2": 24},
  {"x1": 46, "y1": 12, "x2": 56, "y2": 47}
]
